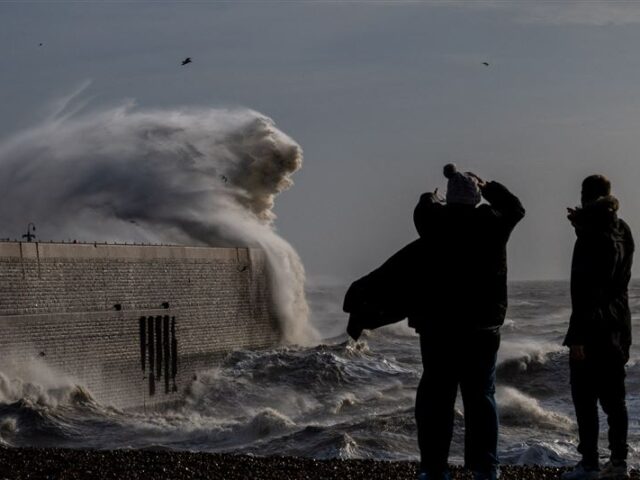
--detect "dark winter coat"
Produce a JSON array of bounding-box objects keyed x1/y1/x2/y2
[
  {"x1": 409, "y1": 181, "x2": 525, "y2": 333},
  {"x1": 344, "y1": 181, "x2": 524, "y2": 339},
  {"x1": 343, "y1": 239, "x2": 428, "y2": 340},
  {"x1": 563, "y1": 196, "x2": 634, "y2": 360}
]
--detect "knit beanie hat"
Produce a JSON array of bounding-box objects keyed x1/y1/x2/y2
[{"x1": 443, "y1": 164, "x2": 481, "y2": 206}]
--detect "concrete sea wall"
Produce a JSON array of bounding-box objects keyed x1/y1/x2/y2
[{"x1": 0, "y1": 242, "x2": 280, "y2": 410}]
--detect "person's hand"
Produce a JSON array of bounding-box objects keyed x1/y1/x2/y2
[
  {"x1": 567, "y1": 207, "x2": 581, "y2": 225},
  {"x1": 467, "y1": 172, "x2": 487, "y2": 188},
  {"x1": 570, "y1": 345, "x2": 586, "y2": 361},
  {"x1": 424, "y1": 188, "x2": 443, "y2": 203}
]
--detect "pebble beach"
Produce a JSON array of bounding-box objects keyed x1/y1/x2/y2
[{"x1": 1, "y1": 447, "x2": 638, "y2": 480}]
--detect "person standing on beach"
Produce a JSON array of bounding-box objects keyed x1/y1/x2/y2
[
  {"x1": 562, "y1": 175, "x2": 634, "y2": 480},
  {"x1": 411, "y1": 165, "x2": 525, "y2": 480}
]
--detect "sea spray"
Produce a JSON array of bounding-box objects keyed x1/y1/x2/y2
[
  {"x1": 0, "y1": 356, "x2": 95, "y2": 414},
  {"x1": 496, "y1": 386, "x2": 573, "y2": 430},
  {"x1": 0, "y1": 89, "x2": 316, "y2": 344}
]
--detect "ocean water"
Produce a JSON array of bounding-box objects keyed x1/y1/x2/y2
[{"x1": 1, "y1": 280, "x2": 639, "y2": 467}]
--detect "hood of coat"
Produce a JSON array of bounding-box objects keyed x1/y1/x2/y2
[{"x1": 569, "y1": 195, "x2": 620, "y2": 233}]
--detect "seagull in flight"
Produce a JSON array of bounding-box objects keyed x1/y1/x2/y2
[
  {"x1": 482, "y1": 62, "x2": 490, "y2": 66},
  {"x1": 181, "y1": 57, "x2": 192, "y2": 66}
]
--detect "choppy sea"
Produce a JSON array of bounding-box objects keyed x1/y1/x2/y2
[{"x1": 1, "y1": 280, "x2": 639, "y2": 467}]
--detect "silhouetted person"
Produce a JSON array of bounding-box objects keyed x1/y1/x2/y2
[
  {"x1": 562, "y1": 175, "x2": 634, "y2": 480},
  {"x1": 412, "y1": 165, "x2": 524, "y2": 480}
]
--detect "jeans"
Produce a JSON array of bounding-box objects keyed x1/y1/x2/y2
[
  {"x1": 570, "y1": 345, "x2": 628, "y2": 467},
  {"x1": 415, "y1": 329, "x2": 500, "y2": 476}
]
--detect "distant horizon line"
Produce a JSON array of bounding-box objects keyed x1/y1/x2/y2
[{"x1": 306, "y1": 276, "x2": 640, "y2": 286}]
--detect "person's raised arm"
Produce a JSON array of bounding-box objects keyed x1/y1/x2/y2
[{"x1": 471, "y1": 175, "x2": 525, "y2": 234}]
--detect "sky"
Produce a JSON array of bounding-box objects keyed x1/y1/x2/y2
[{"x1": 2, "y1": 1, "x2": 640, "y2": 282}]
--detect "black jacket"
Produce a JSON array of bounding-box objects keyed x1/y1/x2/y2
[
  {"x1": 343, "y1": 239, "x2": 427, "y2": 340},
  {"x1": 410, "y1": 181, "x2": 525, "y2": 333},
  {"x1": 344, "y1": 181, "x2": 524, "y2": 339},
  {"x1": 563, "y1": 196, "x2": 634, "y2": 359}
]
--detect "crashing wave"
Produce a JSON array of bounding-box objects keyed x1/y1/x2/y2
[
  {"x1": 0, "y1": 86, "x2": 316, "y2": 344},
  {"x1": 497, "y1": 386, "x2": 573, "y2": 430}
]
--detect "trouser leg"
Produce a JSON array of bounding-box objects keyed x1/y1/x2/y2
[
  {"x1": 416, "y1": 335, "x2": 459, "y2": 474},
  {"x1": 570, "y1": 358, "x2": 600, "y2": 467},
  {"x1": 598, "y1": 356, "x2": 628, "y2": 462},
  {"x1": 460, "y1": 331, "x2": 500, "y2": 474}
]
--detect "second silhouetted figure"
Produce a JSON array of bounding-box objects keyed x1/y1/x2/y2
[{"x1": 562, "y1": 175, "x2": 634, "y2": 480}]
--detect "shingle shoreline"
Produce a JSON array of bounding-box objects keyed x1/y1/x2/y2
[{"x1": 0, "y1": 447, "x2": 638, "y2": 480}]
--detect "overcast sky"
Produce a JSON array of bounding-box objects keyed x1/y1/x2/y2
[{"x1": 2, "y1": 1, "x2": 640, "y2": 282}]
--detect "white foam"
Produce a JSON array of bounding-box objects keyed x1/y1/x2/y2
[
  {"x1": 498, "y1": 339, "x2": 564, "y2": 369},
  {"x1": 0, "y1": 357, "x2": 85, "y2": 408},
  {"x1": 497, "y1": 386, "x2": 573, "y2": 430}
]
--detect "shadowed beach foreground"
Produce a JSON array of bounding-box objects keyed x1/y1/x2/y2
[{"x1": 1, "y1": 448, "x2": 639, "y2": 480}]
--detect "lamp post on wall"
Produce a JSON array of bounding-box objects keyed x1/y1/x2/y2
[{"x1": 22, "y1": 223, "x2": 36, "y2": 242}]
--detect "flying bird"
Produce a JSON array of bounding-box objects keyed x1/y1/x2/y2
[
  {"x1": 39, "y1": 43, "x2": 43, "y2": 47},
  {"x1": 482, "y1": 62, "x2": 490, "y2": 66},
  {"x1": 181, "y1": 57, "x2": 192, "y2": 66}
]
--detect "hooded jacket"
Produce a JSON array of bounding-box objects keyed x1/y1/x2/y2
[{"x1": 563, "y1": 196, "x2": 634, "y2": 359}]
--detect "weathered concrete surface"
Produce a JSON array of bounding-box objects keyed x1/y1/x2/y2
[{"x1": 0, "y1": 242, "x2": 280, "y2": 410}]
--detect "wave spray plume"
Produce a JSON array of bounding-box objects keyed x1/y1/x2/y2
[{"x1": 0, "y1": 91, "x2": 317, "y2": 345}]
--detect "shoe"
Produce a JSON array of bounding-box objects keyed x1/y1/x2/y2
[
  {"x1": 473, "y1": 468, "x2": 499, "y2": 480},
  {"x1": 417, "y1": 471, "x2": 452, "y2": 480},
  {"x1": 599, "y1": 460, "x2": 629, "y2": 479},
  {"x1": 561, "y1": 461, "x2": 600, "y2": 480}
]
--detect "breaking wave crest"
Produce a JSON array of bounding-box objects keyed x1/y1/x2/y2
[
  {"x1": 497, "y1": 387, "x2": 573, "y2": 430},
  {"x1": 0, "y1": 359, "x2": 90, "y2": 408},
  {"x1": 496, "y1": 340, "x2": 569, "y2": 397}
]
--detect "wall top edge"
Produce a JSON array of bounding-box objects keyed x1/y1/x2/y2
[
  {"x1": 0, "y1": 309, "x2": 180, "y2": 321},
  {"x1": 0, "y1": 242, "x2": 264, "y2": 261}
]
